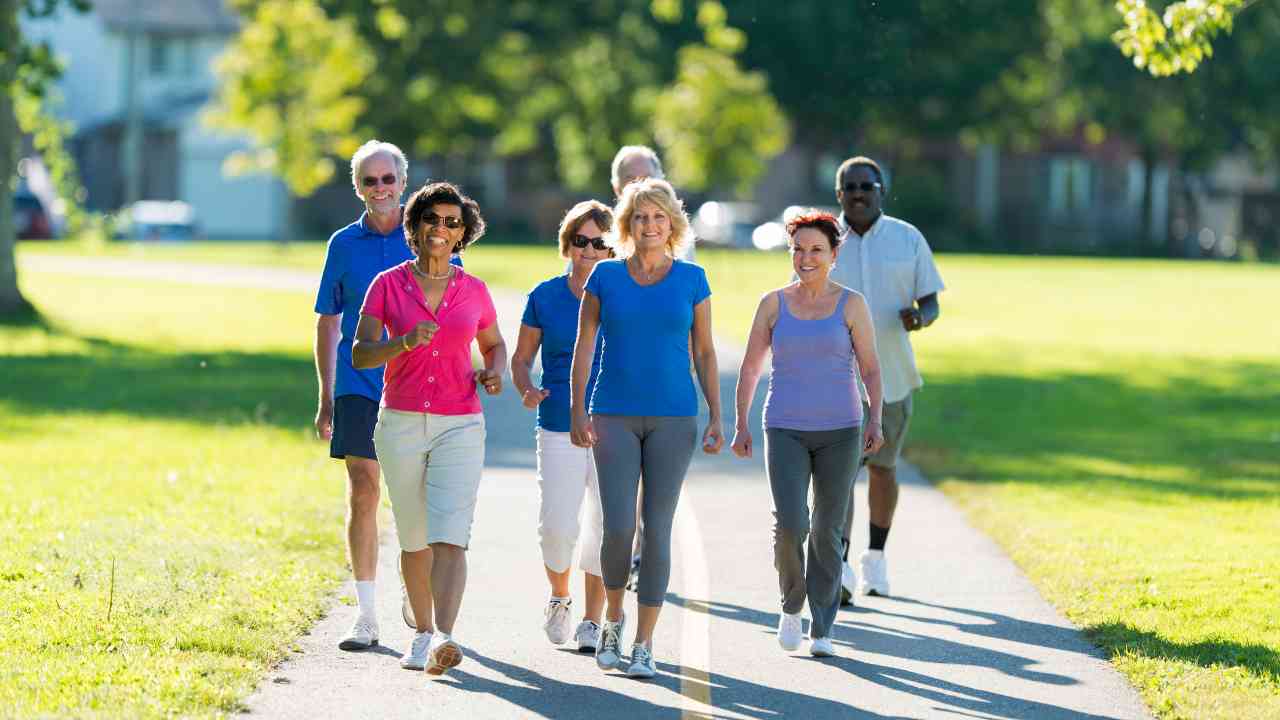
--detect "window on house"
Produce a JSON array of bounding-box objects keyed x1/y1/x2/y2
[
  {"x1": 149, "y1": 36, "x2": 169, "y2": 76},
  {"x1": 1048, "y1": 156, "x2": 1093, "y2": 219}
]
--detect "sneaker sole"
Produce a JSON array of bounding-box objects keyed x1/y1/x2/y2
[
  {"x1": 337, "y1": 638, "x2": 378, "y2": 651},
  {"x1": 426, "y1": 643, "x2": 463, "y2": 675},
  {"x1": 626, "y1": 667, "x2": 655, "y2": 679}
]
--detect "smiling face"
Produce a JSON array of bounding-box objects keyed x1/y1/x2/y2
[
  {"x1": 630, "y1": 200, "x2": 672, "y2": 253},
  {"x1": 413, "y1": 203, "x2": 465, "y2": 259},
  {"x1": 355, "y1": 152, "x2": 405, "y2": 216},
  {"x1": 836, "y1": 164, "x2": 884, "y2": 230},
  {"x1": 790, "y1": 226, "x2": 838, "y2": 281},
  {"x1": 568, "y1": 218, "x2": 607, "y2": 273}
]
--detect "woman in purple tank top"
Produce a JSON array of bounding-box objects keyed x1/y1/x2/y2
[{"x1": 730, "y1": 211, "x2": 884, "y2": 658}]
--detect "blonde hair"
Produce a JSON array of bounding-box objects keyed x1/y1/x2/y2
[
  {"x1": 610, "y1": 178, "x2": 691, "y2": 258},
  {"x1": 556, "y1": 200, "x2": 614, "y2": 259}
]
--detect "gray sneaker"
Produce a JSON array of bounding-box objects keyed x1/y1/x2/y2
[
  {"x1": 543, "y1": 599, "x2": 573, "y2": 645},
  {"x1": 574, "y1": 620, "x2": 601, "y2": 653},
  {"x1": 626, "y1": 643, "x2": 656, "y2": 679},
  {"x1": 595, "y1": 615, "x2": 626, "y2": 670},
  {"x1": 337, "y1": 616, "x2": 378, "y2": 651}
]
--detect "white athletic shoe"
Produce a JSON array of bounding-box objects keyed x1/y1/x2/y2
[
  {"x1": 337, "y1": 615, "x2": 379, "y2": 651},
  {"x1": 595, "y1": 614, "x2": 626, "y2": 670},
  {"x1": 400, "y1": 630, "x2": 433, "y2": 670},
  {"x1": 426, "y1": 633, "x2": 464, "y2": 675},
  {"x1": 543, "y1": 598, "x2": 573, "y2": 645},
  {"x1": 840, "y1": 561, "x2": 856, "y2": 606},
  {"x1": 810, "y1": 636, "x2": 836, "y2": 657},
  {"x1": 574, "y1": 620, "x2": 601, "y2": 653},
  {"x1": 776, "y1": 612, "x2": 803, "y2": 651},
  {"x1": 626, "y1": 643, "x2": 656, "y2": 679},
  {"x1": 857, "y1": 549, "x2": 890, "y2": 596},
  {"x1": 401, "y1": 591, "x2": 416, "y2": 628}
]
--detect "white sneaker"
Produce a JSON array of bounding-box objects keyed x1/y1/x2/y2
[
  {"x1": 776, "y1": 612, "x2": 803, "y2": 651},
  {"x1": 626, "y1": 642, "x2": 656, "y2": 679},
  {"x1": 400, "y1": 630, "x2": 433, "y2": 670},
  {"x1": 543, "y1": 598, "x2": 573, "y2": 645},
  {"x1": 338, "y1": 615, "x2": 378, "y2": 651},
  {"x1": 401, "y1": 591, "x2": 416, "y2": 628},
  {"x1": 574, "y1": 620, "x2": 601, "y2": 653},
  {"x1": 426, "y1": 633, "x2": 463, "y2": 675},
  {"x1": 595, "y1": 613, "x2": 626, "y2": 670},
  {"x1": 810, "y1": 636, "x2": 836, "y2": 657},
  {"x1": 857, "y1": 549, "x2": 890, "y2": 596},
  {"x1": 840, "y1": 561, "x2": 856, "y2": 606}
]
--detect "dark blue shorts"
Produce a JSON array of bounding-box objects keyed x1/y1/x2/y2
[{"x1": 330, "y1": 394, "x2": 378, "y2": 460}]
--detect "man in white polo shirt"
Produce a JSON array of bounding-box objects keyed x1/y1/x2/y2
[{"x1": 827, "y1": 156, "x2": 945, "y2": 602}]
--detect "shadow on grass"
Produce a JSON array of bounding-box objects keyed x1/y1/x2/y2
[
  {"x1": 0, "y1": 301, "x2": 46, "y2": 328},
  {"x1": 912, "y1": 359, "x2": 1280, "y2": 500},
  {"x1": 1086, "y1": 621, "x2": 1280, "y2": 685},
  {"x1": 0, "y1": 331, "x2": 316, "y2": 430}
]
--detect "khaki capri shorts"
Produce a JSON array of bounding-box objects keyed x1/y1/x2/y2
[{"x1": 373, "y1": 408, "x2": 486, "y2": 552}]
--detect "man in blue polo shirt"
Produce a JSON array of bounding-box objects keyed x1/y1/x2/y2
[{"x1": 314, "y1": 140, "x2": 415, "y2": 651}]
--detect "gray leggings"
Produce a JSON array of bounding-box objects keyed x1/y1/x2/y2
[
  {"x1": 766, "y1": 425, "x2": 861, "y2": 640},
  {"x1": 591, "y1": 415, "x2": 697, "y2": 607}
]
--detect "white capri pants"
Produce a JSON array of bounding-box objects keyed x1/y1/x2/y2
[
  {"x1": 537, "y1": 428, "x2": 603, "y2": 576},
  {"x1": 373, "y1": 409, "x2": 486, "y2": 552}
]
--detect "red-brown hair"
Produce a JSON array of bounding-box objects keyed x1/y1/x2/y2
[{"x1": 786, "y1": 211, "x2": 842, "y2": 249}]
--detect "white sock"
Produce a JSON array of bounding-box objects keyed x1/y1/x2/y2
[{"x1": 355, "y1": 580, "x2": 376, "y2": 620}]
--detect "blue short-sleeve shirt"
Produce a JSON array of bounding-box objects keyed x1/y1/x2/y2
[
  {"x1": 585, "y1": 259, "x2": 711, "y2": 417},
  {"x1": 314, "y1": 211, "x2": 462, "y2": 401},
  {"x1": 520, "y1": 275, "x2": 603, "y2": 432}
]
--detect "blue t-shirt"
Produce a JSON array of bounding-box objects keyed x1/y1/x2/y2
[
  {"x1": 585, "y1": 259, "x2": 711, "y2": 417},
  {"x1": 520, "y1": 275, "x2": 603, "y2": 432},
  {"x1": 314, "y1": 211, "x2": 462, "y2": 401}
]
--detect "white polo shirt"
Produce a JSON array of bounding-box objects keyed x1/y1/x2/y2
[{"x1": 829, "y1": 213, "x2": 945, "y2": 403}]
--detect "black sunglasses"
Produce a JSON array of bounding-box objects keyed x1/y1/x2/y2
[
  {"x1": 423, "y1": 212, "x2": 464, "y2": 229},
  {"x1": 361, "y1": 173, "x2": 398, "y2": 188},
  {"x1": 842, "y1": 181, "x2": 882, "y2": 193},
  {"x1": 571, "y1": 234, "x2": 608, "y2": 251}
]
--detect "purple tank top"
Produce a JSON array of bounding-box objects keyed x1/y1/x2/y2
[{"x1": 763, "y1": 289, "x2": 863, "y2": 431}]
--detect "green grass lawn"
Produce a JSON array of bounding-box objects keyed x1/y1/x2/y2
[
  {"x1": 10, "y1": 242, "x2": 1280, "y2": 719},
  {"x1": 0, "y1": 272, "x2": 348, "y2": 717}
]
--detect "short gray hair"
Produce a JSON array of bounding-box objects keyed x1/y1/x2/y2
[
  {"x1": 350, "y1": 140, "x2": 408, "y2": 188},
  {"x1": 610, "y1": 145, "x2": 664, "y2": 191}
]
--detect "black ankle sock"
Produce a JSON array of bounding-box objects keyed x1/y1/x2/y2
[{"x1": 869, "y1": 523, "x2": 890, "y2": 551}]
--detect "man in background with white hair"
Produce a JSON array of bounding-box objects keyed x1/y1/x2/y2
[
  {"x1": 312, "y1": 140, "x2": 416, "y2": 653},
  {"x1": 610, "y1": 145, "x2": 695, "y2": 261}
]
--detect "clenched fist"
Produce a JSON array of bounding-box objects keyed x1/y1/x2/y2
[
  {"x1": 476, "y1": 368, "x2": 503, "y2": 395},
  {"x1": 402, "y1": 320, "x2": 439, "y2": 350}
]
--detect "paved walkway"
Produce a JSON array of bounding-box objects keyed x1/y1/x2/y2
[{"x1": 25, "y1": 255, "x2": 1154, "y2": 719}]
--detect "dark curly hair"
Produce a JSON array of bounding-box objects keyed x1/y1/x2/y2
[
  {"x1": 786, "y1": 210, "x2": 842, "y2": 249},
  {"x1": 403, "y1": 181, "x2": 486, "y2": 255}
]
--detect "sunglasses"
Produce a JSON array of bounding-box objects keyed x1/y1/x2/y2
[
  {"x1": 842, "y1": 181, "x2": 882, "y2": 193},
  {"x1": 571, "y1": 234, "x2": 608, "y2": 251},
  {"x1": 361, "y1": 173, "x2": 398, "y2": 188},
  {"x1": 423, "y1": 212, "x2": 464, "y2": 229}
]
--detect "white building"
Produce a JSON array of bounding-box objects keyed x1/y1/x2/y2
[{"x1": 21, "y1": 0, "x2": 289, "y2": 239}]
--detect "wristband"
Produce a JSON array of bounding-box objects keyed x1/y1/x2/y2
[{"x1": 401, "y1": 335, "x2": 410, "y2": 351}]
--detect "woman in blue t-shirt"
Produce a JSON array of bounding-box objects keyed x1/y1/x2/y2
[
  {"x1": 570, "y1": 178, "x2": 724, "y2": 679},
  {"x1": 510, "y1": 201, "x2": 613, "y2": 655}
]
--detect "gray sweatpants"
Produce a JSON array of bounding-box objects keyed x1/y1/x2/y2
[
  {"x1": 766, "y1": 425, "x2": 861, "y2": 640},
  {"x1": 591, "y1": 415, "x2": 697, "y2": 607}
]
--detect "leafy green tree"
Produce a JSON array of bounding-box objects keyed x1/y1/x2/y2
[
  {"x1": 205, "y1": 0, "x2": 371, "y2": 199},
  {"x1": 1112, "y1": 0, "x2": 1254, "y2": 76},
  {"x1": 1, "y1": 0, "x2": 90, "y2": 317}
]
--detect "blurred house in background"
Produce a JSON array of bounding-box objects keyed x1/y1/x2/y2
[{"x1": 20, "y1": 0, "x2": 289, "y2": 240}]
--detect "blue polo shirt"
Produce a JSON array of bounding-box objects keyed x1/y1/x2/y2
[
  {"x1": 314, "y1": 211, "x2": 463, "y2": 401},
  {"x1": 520, "y1": 275, "x2": 603, "y2": 432},
  {"x1": 585, "y1": 259, "x2": 711, "y2": 417}
]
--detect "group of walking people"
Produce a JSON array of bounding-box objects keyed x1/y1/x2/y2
[{"x1": 313, "y1": 141, "x2": 945, "y2": 678}]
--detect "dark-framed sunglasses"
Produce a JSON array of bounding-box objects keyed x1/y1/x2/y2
[
  {"x1": 842, "y1": 180, "x2": 882, "y2": 193},
  {"x1": 571, "y1": 234, "x2": 608, "y2": 251},
  {"x1": 423, "y1": 212, "x2": 464, "y2": 229},
  {"x1": 361, "y1": 173, "x2": 398, "y2": 187}
]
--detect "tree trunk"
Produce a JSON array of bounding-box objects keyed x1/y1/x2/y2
[
  {"x1": 0, "y1": 0, "x2": 33, "y2": 316},
  {"x1": 1139, "y1": 146, "x2": 1156, "y2": 256}
]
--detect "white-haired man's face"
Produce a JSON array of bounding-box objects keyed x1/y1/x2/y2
[
  {"x1": 355, "y1": 152, "x2": 405, "y2": 217},
  {"x1": 613, "y1": 154, "x2": 661, "y2": 197}
]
